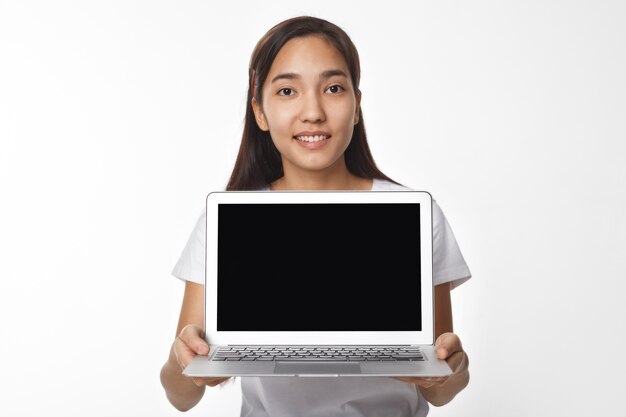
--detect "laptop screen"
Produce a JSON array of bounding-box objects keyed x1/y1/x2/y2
[{"x1": 217, "y1": 203, "x2": 421, "y2": 332}]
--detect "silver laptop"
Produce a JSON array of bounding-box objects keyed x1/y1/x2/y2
[{"x1": 183, "y1": 189, "x2": 452, "y2": 377}]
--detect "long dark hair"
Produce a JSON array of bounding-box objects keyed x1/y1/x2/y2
[{"x1": 225, "y1": 15, "x2": 399, "y2": 191}]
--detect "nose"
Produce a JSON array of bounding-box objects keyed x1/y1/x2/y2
[{"x1": 299, "y1": 91, "x2": 326, "y2": 124}]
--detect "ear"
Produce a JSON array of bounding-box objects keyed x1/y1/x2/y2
[
  {"x1": 354, "y1": 90, "x2": 361, "y2": 125},
  {"x1": 251, "y1": 97, "x2": 269, "y2": 132}
]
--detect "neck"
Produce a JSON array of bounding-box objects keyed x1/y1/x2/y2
[{"x1": 271, "y1": 158, "x2": 372, "y2": 191}]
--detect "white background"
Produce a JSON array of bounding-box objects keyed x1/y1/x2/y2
[{"x1": 1, "y1": 1, "x2": 625, "y2": 416}]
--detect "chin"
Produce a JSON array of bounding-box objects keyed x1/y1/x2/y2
[
  {"x1": 278, "y1": 143, "x2": 346, "y2": 172},
  {"x1": 292, "y1": 157, "x2": 343, "y2": 173}
]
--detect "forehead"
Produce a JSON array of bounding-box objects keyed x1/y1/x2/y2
[{"x1": 268, "y1": 35, "x2": 349, "y2": 76}]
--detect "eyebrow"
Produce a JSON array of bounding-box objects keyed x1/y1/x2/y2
[{"x1": 270, "y1": 69, "x2": 348, "y2": 85}]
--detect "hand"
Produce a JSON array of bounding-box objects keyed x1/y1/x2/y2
[
  {"x1": 173, "y1": 324, "x2": 232, "y2": 388},
  {"x1": 392, "y1": 332, "x2": 469, "y2": 404}
]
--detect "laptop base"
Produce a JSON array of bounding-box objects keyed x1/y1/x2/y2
[{"x1": 183, "y1": 345, "x2": 452, "y2": 377}]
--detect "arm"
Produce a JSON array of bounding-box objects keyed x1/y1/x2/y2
[
  {"x1": 394, "y1": 282, "x2": 470, "y2": 407},
  {"x1": 160, "y1": 281, "x2": 230, "y2": 411}
]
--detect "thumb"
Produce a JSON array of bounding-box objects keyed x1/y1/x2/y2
[
  {"x1": 435, "y1": 332, "x2": 462, "y2": 359},
  {"x1": 197, "y1": 341, "x2": 209, "y2": 355},
  {"x1": 194, "y1": 331, "x2": 210, "y2": 355},
  {"x1": 180, "y1": 324, "x2": 210, "y2": 355}
]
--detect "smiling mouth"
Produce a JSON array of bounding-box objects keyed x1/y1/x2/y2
[{"x1": 293, "y1": 135, "x2": 331, "y2": 143}]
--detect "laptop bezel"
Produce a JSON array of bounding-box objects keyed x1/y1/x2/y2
[{"x1": 204, "y1": 190, "x2": 434, "y2": 346}]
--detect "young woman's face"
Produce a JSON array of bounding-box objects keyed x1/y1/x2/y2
[{"x1": 252, "y1": 35, "x2": 360, "y2": 174}]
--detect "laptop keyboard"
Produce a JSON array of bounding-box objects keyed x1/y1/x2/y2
[{"x1": 211, "y1": 346, "x2": 424, "y2": 361}]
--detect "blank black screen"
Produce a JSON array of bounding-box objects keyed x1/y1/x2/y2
[{"x1": 217, "y1": 203, "x2": 421, "y2": 331}]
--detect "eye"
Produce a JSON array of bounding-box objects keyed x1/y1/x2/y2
[
  {"x1": 326, "y1": 85, "x2": 345, "y2": 94},
  {"x1": 277, "y1": 88, "x2": 295, "y2": 96}
]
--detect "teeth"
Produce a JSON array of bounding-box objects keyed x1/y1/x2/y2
[{"x1": 295, "y1": 135, "x2": 329, "y2": 142}]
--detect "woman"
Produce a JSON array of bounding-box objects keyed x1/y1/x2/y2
[{"x1": 161, "y1": 15, "x2": 471, "y2": 417}]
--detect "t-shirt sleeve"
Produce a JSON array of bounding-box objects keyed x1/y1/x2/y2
[
  {"x1": 432, "y1": 199, "x2": 472, "y2": 289},
  {"x1": 171, "y1": 207, "x2": 206, "y2": 285}
]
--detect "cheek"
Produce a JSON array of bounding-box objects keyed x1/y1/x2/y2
[
  {"x1": 330, "y1": 99, "x2": 356, "y2": 122},
  {"x1": 264, "y1": 108, "x2": 293, "y2": 135},
  {"x1": 334, "y1": 108, "x2": 357, "y2": 135},
  {"x1": 264, "y1": 111, "x2": 292, "y2": 151}
]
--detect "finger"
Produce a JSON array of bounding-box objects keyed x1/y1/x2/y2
[
  {"x1": 393, "y1": 377, "x2": 430, "y2": 387},
  {"x1": 173, "y1": 326, "x2": 210, "y2": 371},
  {"x1": 435, "y1": 332, "x2": 463, "y2": 359},
  {"x1": 173, "y1": 334, "x2": 198, "y2": 370},
  {"x1": 178, "y1": 324, "x2": 210, "y2": 355},
  {"x1": 446, "y1": 350, "x2": 469, "y2": 374},
  {"x1": 391, "y1": 376, "x2": 447, "y2": 388},
  {"x1": 192, "y1": 376, "x2": 232, "y2": 388}
]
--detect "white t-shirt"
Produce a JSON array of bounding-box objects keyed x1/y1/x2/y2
[{"x1": 171, "y1": 178, "x2": 472, "y2": 417}]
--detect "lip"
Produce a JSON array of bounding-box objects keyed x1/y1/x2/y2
[
  {"x1": 292, "y1": 131, "x2": 331, "y2": 150},
  {"x1": 293, "y1": 130, "x2": 331, "y2": 138}
]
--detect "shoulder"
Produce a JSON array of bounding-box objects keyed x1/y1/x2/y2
[
  {"x1": 371, "y1": 178, "x2": 412, "y2": 191},
  {"x1": 373, "y1": 179, "x2": 444, "y2": 219}
]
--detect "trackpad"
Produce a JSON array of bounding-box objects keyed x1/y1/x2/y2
[{"x1": 275, "y1": 362, "x2": 361, "y2": 375}]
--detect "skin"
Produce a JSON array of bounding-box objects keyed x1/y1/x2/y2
[
  {"x1": 160, "y1": 35, "x2": 469, "y2": 411},
  {"x1": 252, "y1": 35, "x2": 370, "y2": 191}
]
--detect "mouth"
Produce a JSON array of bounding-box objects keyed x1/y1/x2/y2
[{"x1": 293, "y1": 134, "x2": 331, "y2": 143}]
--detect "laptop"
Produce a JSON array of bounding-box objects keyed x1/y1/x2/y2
[{"x1": 183, "y1": 189, "x2": 452, "y2": 377}]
